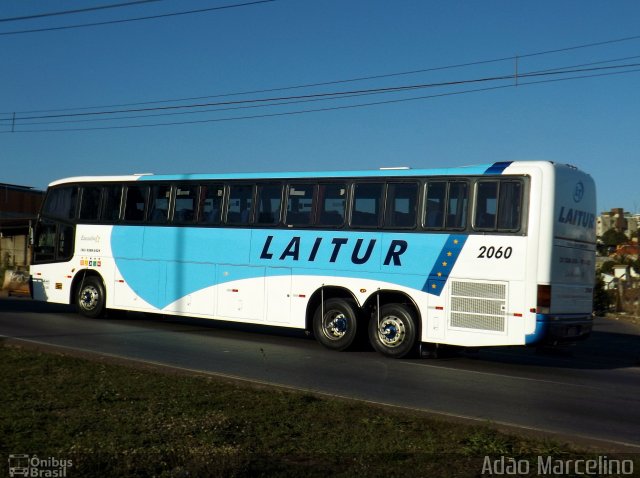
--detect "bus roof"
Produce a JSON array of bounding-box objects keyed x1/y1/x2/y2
[{"x1": 47, "y1": 160, "x2": 574, "y2": 187}]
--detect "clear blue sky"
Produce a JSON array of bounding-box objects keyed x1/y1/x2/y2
[{"x1": 2, "y1": 0, "x2": 639, "y2": 214}]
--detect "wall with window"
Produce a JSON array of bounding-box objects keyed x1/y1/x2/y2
[{"x1": 0, "y1": 184, "x2": 44, "y2": 273}]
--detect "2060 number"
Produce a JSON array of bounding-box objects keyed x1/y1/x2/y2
[{"x1": 478, "y1": 246, "x2": 512, "y2": 259}]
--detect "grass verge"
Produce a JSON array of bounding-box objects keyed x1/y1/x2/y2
[{"x1": 0, "y1": 342, "x2": 635, "y2": 477}]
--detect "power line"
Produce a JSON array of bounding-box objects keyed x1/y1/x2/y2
[
  {"x1": 2, "y1": 61, "x2": 638, "y2": 126},
  {"x1": 527, "y1": 54, "x2": 640, "y2": 74},
  {"x1": 7, "y1": 92, "x2": 384, "y2": 127},
  {"x1": 3, "y1": 65, "x2": 638, "y2": 133},
  {"x1": 0, "y1": 0, "x2": 164, "y2": 23},
  {"x1": 2, "y1": 61, "x2": 638, "y2": 124},
  {"x1": 4, "y1": 33, "x2": 640, "y2": 117},
  {"x1": 2, "y1": 74, "x2": 519, "y2": 121},
  {"x1": 13, "y1": 70, "x2": 640, "y2": 133},
  {"x1": 0, "y1": 0, "x2": 276, "y2": 36},
  {"x1": 14, "y1": 55, "x2": 639, "y2": 127}
]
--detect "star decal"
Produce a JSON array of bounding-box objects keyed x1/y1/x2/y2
[{"x1": 424, "y1": 234, "x2": 468, "y2": 296}]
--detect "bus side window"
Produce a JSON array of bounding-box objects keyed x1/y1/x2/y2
[
  {"x1": 123, "y1": 185, "x2": 148, "y2": 222},
  {"x1": 42, "y1": 186, "x2": 78, "y2": 220},
  {"x1": 33, "y1": 221, "x2": 74, "y2": 263},
  {"x1": 474, "y1": 181, "x2": 498, "y2": 229},
  {"x1": 351, "y1": 182, "x2": 384, "y2": 228},
  {"x1": 173, "y1": 184, "x2": 197, "y2": 224},
  {"x1": 316, "y1": 183, "x2": 346, "y2": 227},
  {"x1": 286, "y1": 184, "x2": 314, "y2": 226},
  {"x1": 79, "y1": 186, "x2": 102, "y2": 221},
  {"x1": 446, "y1": 181, "x2": 468, "y2": 230},
  {"x1": 148, "y1": 185, "x2": 171, "y2": 224},
  {"x1": 424, "y1": 181, "x2": 445, "y2": 229},
  {"x1": 474, "y1": 180, "x2": 522, "y2": 232},
  {"x1": 385, "y1": 182, "x2": 418, "y2": 228},
  {"x1": 33, "y1": 220, "x2": 57, "y2": 262},
  {"x1": 497, "y1": 181, "x2": 522, "y2": 230},
  {"x1": 226, "y1": 185, "x2": 254, "y2": 225},
  {"x1": 101, "y1": 185, "x2": 122, "y2": 222},
  {"x1": 57, "y1": 224, "x2": 74, "y2": 260},
  {"x1": 198, "y1": 184, "x2": 224, "y2": 225},
  {"x1": 256, "y1": 184, "x2": 283, "y2": 225}
]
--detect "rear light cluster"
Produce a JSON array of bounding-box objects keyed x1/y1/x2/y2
[{"x1": 536, "y1": 284, "x2": 551, "y2": 314}]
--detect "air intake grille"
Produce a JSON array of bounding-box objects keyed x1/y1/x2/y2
[
  {"x1": 451, "y1": 281, "x2": 505, "y2": 300},
  {"x1": 449, "y1": 281, "x2": 507, "y2": 332}
]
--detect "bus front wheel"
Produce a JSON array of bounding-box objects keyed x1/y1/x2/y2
[
  {"x1": 369, "y1": 303, "x2": 417, "y2": 358},
  {"x1": 77, "y1": 276, "x2": 106, "y2": 318},
  {"x1": 313, "y1": 298, "x2": 359, "y2": 351}
]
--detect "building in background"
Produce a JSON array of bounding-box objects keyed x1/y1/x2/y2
[
  {"x1": 597, "y1": 208, "x2": 640, "y2": 241},
  {"x1": 0, "y1": 184, "x2": 44, "y2": 292},
  {"x1": 596, "y1": 208, "x2": 640, "y2": 317}
]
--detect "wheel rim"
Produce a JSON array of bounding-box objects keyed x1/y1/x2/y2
[
  {"x1": 80, "y1": 285, "x2": 100, "y2": 311},
  {"x1": 322, "y1": 310, "x2": 349, "y2": 341},
  {"x1": 377, "y1": 315, "x2": 406, "y2": 348}
]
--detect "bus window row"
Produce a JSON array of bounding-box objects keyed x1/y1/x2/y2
[{"x1": 40, "y1": 178, "x2": 524, "y2": 233}]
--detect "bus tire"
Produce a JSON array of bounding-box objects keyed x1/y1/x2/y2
[
  {"x1": 76, "y1": 276, "x2": 106, "y2": 318},
  {"x1": 369, "y1": 303, "x2": 417, "y2": 359},
  {"x1": 313, "y1": 298, "x2": 359, "y2": 351}
]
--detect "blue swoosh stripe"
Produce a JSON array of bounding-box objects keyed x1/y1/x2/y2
[
  {"x1": 483, "y1": 161, "x2": 512, "y2": 175},
  {"x1": 422, "y1": 234, "x2": 468, "y2": 296}
]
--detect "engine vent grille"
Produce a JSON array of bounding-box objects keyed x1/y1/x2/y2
[{"x1": 449, "y1": 281, "x2": 507, "y2": 332}]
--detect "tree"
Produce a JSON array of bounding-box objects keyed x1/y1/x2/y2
[
  {"x1": 593, "y1": 277, "x2": 613, "y2": 316},
  {"x1": 599, "y1": 260, "x2": 616, "y2": 275},
  {"x1": 600, "y1": 228, "x2": 629, "y2": 247}
]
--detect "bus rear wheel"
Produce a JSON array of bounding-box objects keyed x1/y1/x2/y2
[
  {"x1": 77, "y1": 276, "x2": 106, "y2": 318},
  {"x1": 313, "y1": 298, "x2": 359, "y2": 351},
  {"x1": 369, "y1": 303, "x2": 417, "y2": 358}
]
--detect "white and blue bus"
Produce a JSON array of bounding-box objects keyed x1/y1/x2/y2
[{"x1": 30, "y1": 161, "x2": 596, "y2": 358}]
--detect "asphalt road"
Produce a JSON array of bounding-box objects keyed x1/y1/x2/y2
[{"x1": 1, "y1": 296, "x2": 639, "y2": 450}]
